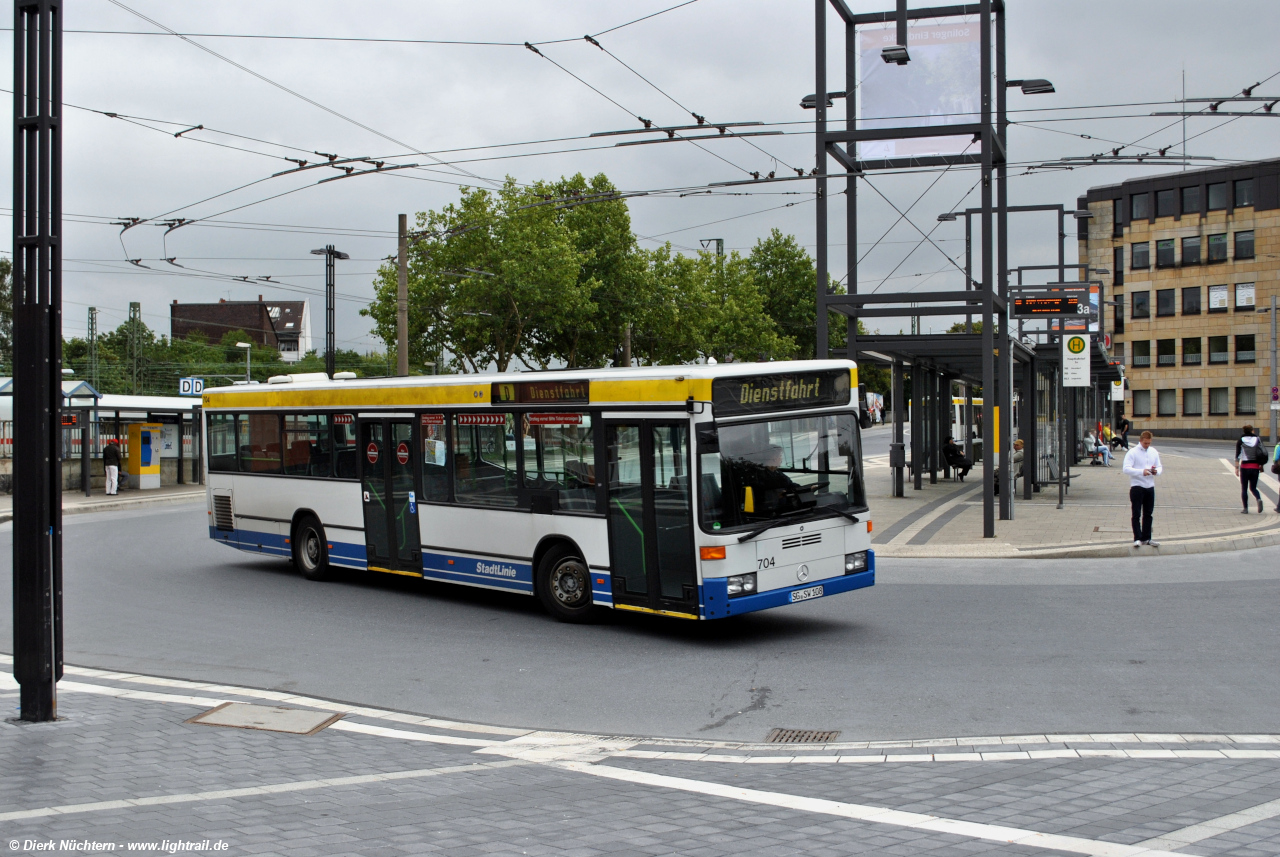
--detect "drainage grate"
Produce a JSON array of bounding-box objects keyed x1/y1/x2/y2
[
  {"x1": 766, "y1": 728, "x2": 840, "y2": 744},
  {"x1": 187, "y1": 702, "x2": 342, "y2": 735}
]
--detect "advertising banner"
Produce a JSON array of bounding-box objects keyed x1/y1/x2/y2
[{"x1": 857, "y1": 19, "x2": 981, "y2": 160}]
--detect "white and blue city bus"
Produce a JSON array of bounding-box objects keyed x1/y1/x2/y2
[{"x1": 201, "y1": 360, "x2": 874, "y2": 622}]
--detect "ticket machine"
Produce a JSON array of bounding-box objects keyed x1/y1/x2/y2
[{"x1": 127, "y1": 422, "x2": 163, "y2": 489}]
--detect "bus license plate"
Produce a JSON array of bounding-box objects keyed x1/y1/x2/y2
[{"x1": 790, "y1": 585, "x2": 823, "y2": 603}]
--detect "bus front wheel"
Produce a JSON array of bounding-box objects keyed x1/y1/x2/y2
[
  {"x1": 293, "y1": 514, "x2": 332, "y2": 581},
  {"x1": 536, "y1": 544, "x2": 595, "y2": 623}
]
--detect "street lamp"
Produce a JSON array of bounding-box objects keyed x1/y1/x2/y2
[
  {"x1": 1007, "y1": 78, "x2": 1055, "y2": 95},
  {"x1": 311, "y1": 246, "x2": 350, "y2": 378},
  {"x1": 235, "y1": 341, "x2": 252, "y2": 383}
]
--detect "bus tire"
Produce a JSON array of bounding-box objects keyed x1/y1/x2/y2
[
  {"x1": 293, "y1": 514, "x2": 332, "y2": 581},
  {"x1": 536, "y1": 544, "x2": 595, "y2": 623}
]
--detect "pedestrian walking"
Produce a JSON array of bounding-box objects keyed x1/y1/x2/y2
[
  {"x1": 1122, "y1": 430, "x2": 1162, "y2": 547},
  {"x1": 103, "y1": 439, "x2": 121, "y2": 495},
  {"x1": 1117, "y1": 415, "x2": 1131, "y2": 450},
  {"x1": 1234, "y1": 424, "x2": 1268, "y2": 514}
]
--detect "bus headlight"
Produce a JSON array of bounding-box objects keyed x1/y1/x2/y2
[
  {"x1": 844, "y1": 551, "x2": 868, "y2": 574},
  {"x1": 727, "y1": 573, "x2": 757, "y2": 597}
]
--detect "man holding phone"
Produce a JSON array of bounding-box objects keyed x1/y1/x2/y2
[{"x1": 1122, "y1": 430, "x2": 1163, "y2": 547}]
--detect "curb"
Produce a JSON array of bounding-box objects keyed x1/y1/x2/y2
[
  {"x1": 0, "y1": 491, "x2": 205, "y2": 525},
  {"x1": 876, "y1": 523, "x2": 1280, "y2": 559}
]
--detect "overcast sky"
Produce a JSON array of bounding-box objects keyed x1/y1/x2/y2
[{"x1": 4, "y1": 0, "x2": 1278, "y2": 355}]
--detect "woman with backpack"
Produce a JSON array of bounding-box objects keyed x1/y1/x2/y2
[{"x1": 1235, "y1": 425, "x2": 1268, "y2": 514}]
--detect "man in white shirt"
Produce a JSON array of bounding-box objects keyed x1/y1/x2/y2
[{"x1": 1121, "y1": 430, "x2": 1162, "y2": 547}]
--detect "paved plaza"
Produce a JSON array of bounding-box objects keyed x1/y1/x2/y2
[{"x1": 4, "y1": 660, "x2": 1280, "y2": 856}]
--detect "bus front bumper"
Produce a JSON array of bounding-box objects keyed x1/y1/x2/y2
[{"x1": 702, "y1": 551, "x2": 875, "y2": 619}]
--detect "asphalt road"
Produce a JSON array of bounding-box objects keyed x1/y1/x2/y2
[{"x1": 3, "y1": 501, "x2": 1279, "y2": 743}]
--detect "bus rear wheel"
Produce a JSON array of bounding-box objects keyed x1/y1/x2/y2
[
  {"x1": 293, "y1": 514, "x2": 332, "y2": 581},
  {"x1": 536, "y1": 544, "x2": 595, "y2": 623}
]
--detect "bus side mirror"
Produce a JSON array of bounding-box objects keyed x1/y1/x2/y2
[{"x1": 742, "y1": 486, "x2": 754, "y2": 514}]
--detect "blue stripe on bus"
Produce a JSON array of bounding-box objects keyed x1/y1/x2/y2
[{"x1": 701, "y1": 551, "x2": 875, "y2": 619}]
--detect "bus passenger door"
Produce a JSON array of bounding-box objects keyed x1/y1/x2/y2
[
  {"x1": 606, "y1": 421, "x2": 697, "y2": 617},
  {"x1": 359, "y1": 419, "x2": 422, "y2": 575}
]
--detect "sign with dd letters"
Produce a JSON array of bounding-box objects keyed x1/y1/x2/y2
[
  {"x1": 1063, "y1": 334, "x2": 1090, "y2": 387},
  {"x1": 179, "y1": 377, "x2": 205, "y2": 396}
]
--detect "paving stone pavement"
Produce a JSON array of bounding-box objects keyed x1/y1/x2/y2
[{"x1": 5, "y1": 665, "x2": 1280, "y2": 856}]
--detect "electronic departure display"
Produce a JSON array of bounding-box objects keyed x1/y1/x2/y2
[{"x1": 1011, "y1": 291, "x2": 1089, "y2": 318}]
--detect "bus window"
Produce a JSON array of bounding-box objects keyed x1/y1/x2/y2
[
  {"x1": 207, "y1": 413, "x2": 238, "y2": 472},
  {"x1": 521, "y1": 413, "x2": 595, "y2": 512},
  {"x1": 237, "y1": 413, "x2": 282, "y2": 474},
  {"x1": 454, "y1": 413, "x2": 519, "y2": 507},
  {"x1": 283, "y1": 414, "x2": 330, "y2": 477},
  {"x1": 332, "y1": 416, "x2": 358, "y2": 479},
  {"x1": 420, "y1": 413, "x2": 449, "y2": 502}
]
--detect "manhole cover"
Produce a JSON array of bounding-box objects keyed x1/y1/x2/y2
[
  {"x1": 766, "y1": 728, "x2": 840, "y2": 744},
  {"x1": 187, "y1": 702, "x2": 342, "y2": 735}
]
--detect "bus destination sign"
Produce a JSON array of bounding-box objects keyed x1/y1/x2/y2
[
  {"x1": 492, "y1": 380, "x2": 590, "y2": 405},
  {"x1": 712, "y1": 370, "x2": 851, "y2": 416},
  {"x1": 1012, "y1": 291, "x2": 1088, "y2": 318}
]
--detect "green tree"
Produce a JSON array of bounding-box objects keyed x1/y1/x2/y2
[{"x1": 365, "y1": 177, "x2": 591, "y2": 373}]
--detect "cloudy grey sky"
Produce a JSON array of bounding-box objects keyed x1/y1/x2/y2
[{"x1": 6, "y1": 0, "x2": 1279, "y2": 351}]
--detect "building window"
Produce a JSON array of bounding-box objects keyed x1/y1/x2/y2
[
  {"x1": 1113, "y1": 298, "x2": 1124, "y2": 334},
  {"x1": 1237, "y1": 334, "x2": 1256, "y2": 363},
  {"x1": 1181, "y1": 186, "x2": 1200, "y2": 215},
  {"x1": 1236, "y1": 282, "x2": 1255, "y2": 310},
  {"x1": 1156, "y1": 288, "x2": 1176, "y2": 316},
  {"x1": 1208, "y1": 284, "x2": 1229, "y2": 312},
  {"x1": 1209, "y1": 387, "x2": 1229, "y2": 416},
  {"x1": 1131, "y1": 192, "x2": 1151, "y2": 220},
  {"x1": 1156, "y1": 339, "x2": 1176, "y2": 366},
  {"x1": 1208, "y1": 335, "x2": 1229, "y2": 364},
  {"x1": 1182, "y1": 287, "x2": 1201, "y2": 315},
  {"x1": 1237, "y1": 387, "x2": 1256, "y2": 416},
  {"x1": 1235, "y1": 178, "x2": 1254, "y2": 207},
  {"x1": 1207, "y1": 233, "x2": 1227, "y2": 262},
  {"x1": 1207, "y1": 182, "x2": 1228, "y2": 210},
  {"x1": 1182, "y1": 337, "x2": 1202, "y2": 365},
  {"x1": 1183, "y1": 388, "x2": 1202, "y2": 416},
  {"x1": 1132, "y1": 291, "x2": 1150, "y2": 318},
  {"x1": 1132, "y1": 340, "x2": 1151, "y2": 367},
  {"x1": 1131, "y1": 242, "x2": 1150, "y2": 269},
  {"x1": 1182, "y1": 235, "x2": 1201, "y2": 265},
  {"x1": 1156, "y1": 389, "x2": 1176, "y2": 416},
  {"x1": 1235, "y1": 230, "x2": 1255, "y2": 259},
  {"x1": 1155, "y1": 189, "x2": 1177, "y2": 218},
  {"x1": 1132, "y1": 390, "x2": 1151, "y2": 417},
  {"x1": 1113, "y1": 246, "x2": 1124, "y2": 285},
  {"x1": 1155, "y1": 239, "x2": 1176, "y2": 268}
]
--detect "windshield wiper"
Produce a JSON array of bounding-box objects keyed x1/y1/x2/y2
[{"x1": 735, "y1": 507, "x2": 813, "y2": 543}]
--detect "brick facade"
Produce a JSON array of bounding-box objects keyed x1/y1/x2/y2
[{"x1": 1081, "y1": 158, "x2": 1280, "y2": 438}]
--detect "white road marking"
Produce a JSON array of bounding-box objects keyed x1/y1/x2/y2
[
  {"x1": 1136, "y1": 795, "x2": 1280, "y2": 851},
  {"x1": 554, "y1": 760, "x2": 1185, "y2": 857},
  {"x1": 0, "y1": 759, "x2": 527, "y2": 822}
]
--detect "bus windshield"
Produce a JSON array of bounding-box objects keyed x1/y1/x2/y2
[{"x1": 699, "y1": 412, "x2": 866, "y2": 533}]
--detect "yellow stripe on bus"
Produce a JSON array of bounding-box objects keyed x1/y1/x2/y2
[
  {"x1": 613, "y1": 603, "x2": 699, "y2": 620},
  {"x1": 367, "y1": 566, "x2": 425, "y2": 578}
]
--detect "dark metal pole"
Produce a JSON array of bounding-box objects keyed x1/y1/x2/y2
[
  {"x1": 891, "y1": 360, "x2": 904, "y2": 497},
  {"x1": 979, "y1": 0, "x2": 995, "y2": 538},
  {"x1": 814, "y1": 0, "x2": 828, "y2": 359},
  {"x1": 996, "y1": 3, "x2": 1011, "y2": 520},
  {"x1": 325, "y1": 245, "x2": 336, "y2": 378},
  {"x1": 12, "y1": 0, "x2": 63, "y2": 722}
]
